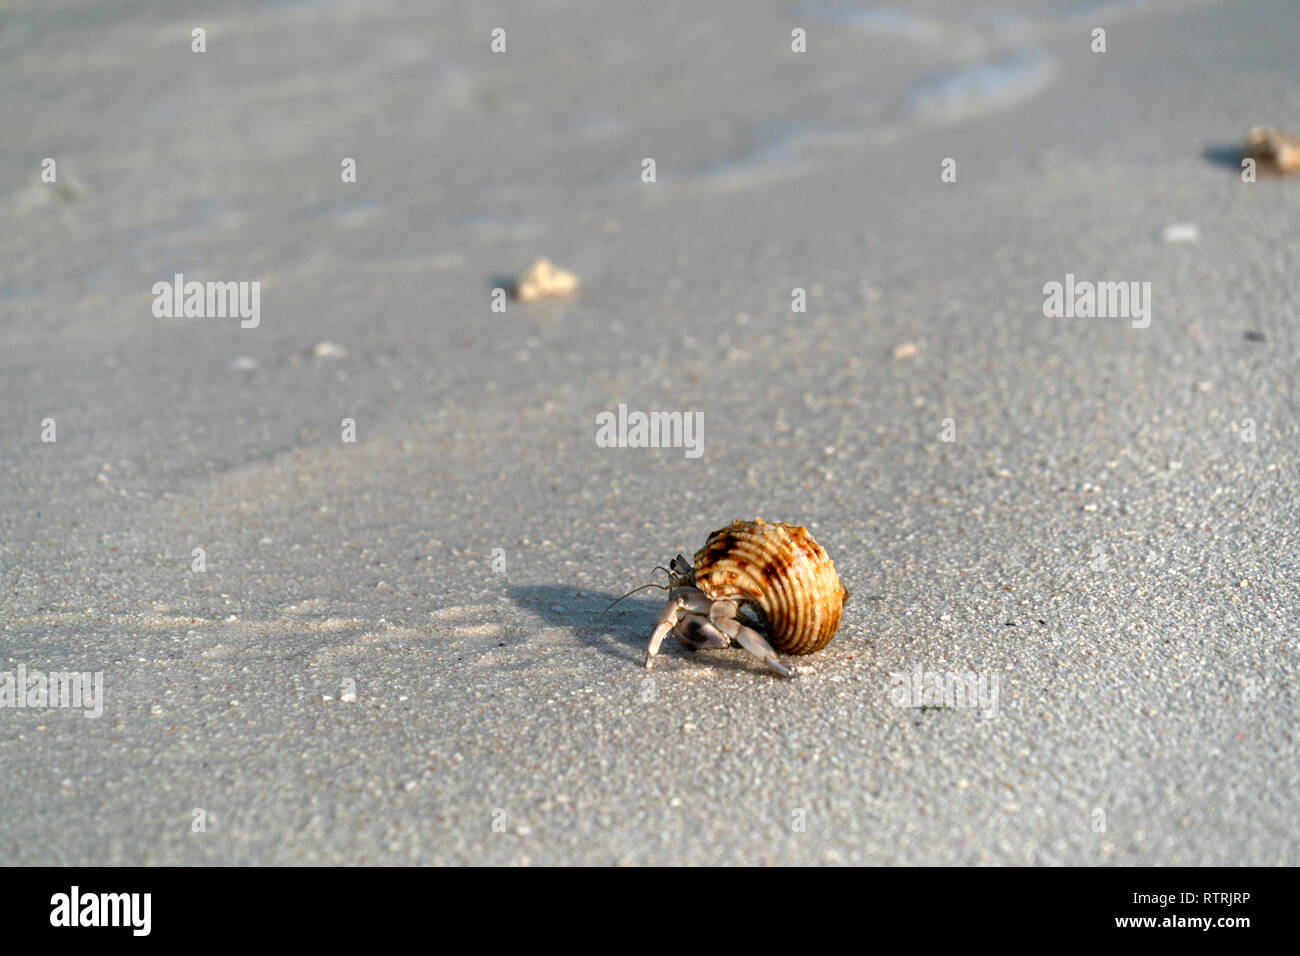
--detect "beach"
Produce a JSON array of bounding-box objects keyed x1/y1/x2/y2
[{"x1": 0, "y1": 0, "x2": 1296, "y2": 864}]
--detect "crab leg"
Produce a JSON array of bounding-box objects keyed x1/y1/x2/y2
[
  {"x1": 712, "y1": 613, "x2": 796, "y2": 678},
  {"x1": 644, "y1": 588, "x2": 710, "y2": 669},
  {"x1": 674, "y1": 614, "x2": 729, "y2": 650}
]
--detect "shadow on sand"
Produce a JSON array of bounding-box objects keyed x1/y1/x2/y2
[
  {"x1": 506, "y1": 584, "x2": 768, "y2": 674},
  {"x1": 1201, "y1": 143, "x2": 1244, "y2": 171},
  {"x1": 507, "y1": 584, "x2": 660, "y2": 668}
]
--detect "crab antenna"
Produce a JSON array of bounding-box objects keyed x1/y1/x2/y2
[{"x1": 600, "y1": 580, "x2": 669, "y2": 617}]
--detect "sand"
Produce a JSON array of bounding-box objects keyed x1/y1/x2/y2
[{"x1": 0, "y1": 0, "x2": 1295, "y2": 864}]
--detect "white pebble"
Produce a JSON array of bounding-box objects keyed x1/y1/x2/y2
[
  {"x1": 314, "y1": 341, "x2": 347, "y2": 359},
  {"x1": 1160, "y1": 222, "x2": 1199, "y2": 243}
]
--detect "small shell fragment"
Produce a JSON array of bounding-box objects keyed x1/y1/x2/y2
[
  {"x1": 1242, "y1": 127, "x2": 1300, "y2": 176},
  {"x1": 511, "y1": 257, "x2": 579, "y2": 302},
  {"x1": 1159, "y1": 223, "x2": 1199, "y2": 243}
]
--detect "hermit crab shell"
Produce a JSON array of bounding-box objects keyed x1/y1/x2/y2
[{"x1": 692, "y1": 518, "x2": 849, "y2": 655}]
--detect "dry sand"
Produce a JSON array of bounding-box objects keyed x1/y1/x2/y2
[{"x1": 0, "y1": 0, "x2": 1296, "y2": 864}]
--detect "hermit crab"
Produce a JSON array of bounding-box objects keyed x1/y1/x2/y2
[{"x1": 609, "y1": 519, "x2": 849, "y2": 677}]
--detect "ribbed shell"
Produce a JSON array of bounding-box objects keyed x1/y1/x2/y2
[{"x1": 692, "y1": 518, "x2": 849, "y2": 655}]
